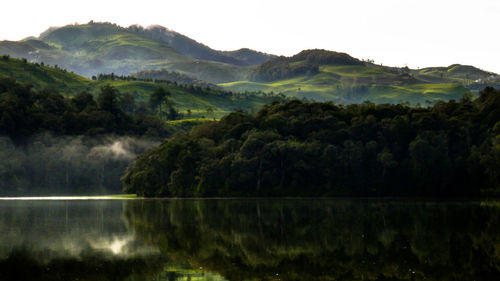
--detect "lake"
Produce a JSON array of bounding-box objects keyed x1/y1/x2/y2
[{"x1": 0, "y1": 199, "x2": 499, "y2": 280}]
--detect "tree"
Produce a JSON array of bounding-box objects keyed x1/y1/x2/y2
[
  {"x1": 72, "y1": 91, "x2": 96, "y2": 112},
  {"x1": 97, "y1": 85, "x2": 119, "y2": 114},
  {"x1": 149, "y1": 87, "x2": 171, "y2": 119},
  {"x1": 377, "y1": 148, "x2": 397, "y2": 181},
  {"x1": 118, "y1": 92, "x2": 135, "y2": 114},
  {"x1": 206, "y1": 106, "x2": 214, "y2": 119}
]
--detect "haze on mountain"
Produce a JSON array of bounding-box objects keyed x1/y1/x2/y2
[{"x1": 0, "y1": 22, "x2": 273, "y2": 83}]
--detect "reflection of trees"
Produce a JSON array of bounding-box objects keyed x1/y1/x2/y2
[
  {"x1": 0, "y1": 248, "x2": 166, "y2": 281},
  {"x1": 0, "y1": 200, "x2": 207, "y2": 281},
  {"x1": 124, "y1": 200, "x2": 500, "y2": 281}
]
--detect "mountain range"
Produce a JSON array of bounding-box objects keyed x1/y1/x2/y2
[{"x1": 1, "y1": 21, "x2": 499, "y2": 105}]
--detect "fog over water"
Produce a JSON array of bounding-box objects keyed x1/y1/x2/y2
[{"x1": 0, "y1": 133, "x2": 159, "y2": 196}]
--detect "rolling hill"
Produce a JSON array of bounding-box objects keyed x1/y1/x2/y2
[
  {"x1": 220, "y1": 49, "x2": 495, "y2": 104},
  {"x1": 0, "y1": 56, "x2": 283, "y2": 118},
  {"x1": 0, "y1": 22, "x2": 274, "y2": 83}
]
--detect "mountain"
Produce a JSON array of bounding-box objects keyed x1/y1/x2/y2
[
  {"x1": 0, "y1": 22, "x2": 274, "y2": 83},
  {"x1": 221, "y1": 49, "x2": 496, "y2": 105},
  {"x1": 0, "y1": 55, "x2": 283, "y2": 118}
]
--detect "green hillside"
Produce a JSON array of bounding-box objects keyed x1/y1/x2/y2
[
  {"x1": 0, "y1": 22, "x2": 269, "y2": 83},
  {"x1": 0, "y1": 56, "x2": 282, "y2": 118},
  {"x1": 0, "y1": 55, "x2": 91, "y2": 92},
  {"x1": 415, "y1": 64, "x2": 495, "y2": 81},
  {"x1": 221, "y1": 50, "x2": 479, "y2": 104}
]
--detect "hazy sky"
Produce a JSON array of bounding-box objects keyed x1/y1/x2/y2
[{"x1": 1, "y1": 0, "x2": 499, "y2": 72}]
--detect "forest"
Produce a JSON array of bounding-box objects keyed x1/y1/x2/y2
[
  {"x1": 0, "y1": 77, "x2": 172, "y2": 139},
  {"x1": 122, "y1": 87, "x2": 500, "y2": 197},
  {"x1": 0, "y1": 78, "x2": 171, "y2": 195}
]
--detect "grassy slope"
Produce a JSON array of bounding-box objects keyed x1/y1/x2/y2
[
  {"x1": 416, "y1": 64, "x2": 495, "y2": 81},
  {"x1": 151, "y1": 59, "x2": 251, "y2": 83},
  {"x1": 0, "y1": 57, "x2": 91, "y2": 92},
  {"x1": 221, "y1": 64, "x2": 473, "y2": 104},
  {"x1": 0, "y1": 57, "x2": 272, "y2": 118}
]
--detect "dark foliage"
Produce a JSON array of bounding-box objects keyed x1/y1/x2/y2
[
  {"x1": 123, "y1": 87, "x2": 500, "y2": 197},
  {"x1": 250, "y1": 49, "x2": 363, "y2": 82},
  {"x1": 133, "y1": 69, "x2": 218, "y2": 88},
  {"x1": 0, "y1": 77, "x2": 169, "y2": 139}
]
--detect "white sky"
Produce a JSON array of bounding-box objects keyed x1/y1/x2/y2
[{"x1": 1, "y1": 0, "x2": 499, "y2": 73}]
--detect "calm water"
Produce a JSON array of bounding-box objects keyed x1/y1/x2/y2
[{"x1": 0, "y1": 199, "x2": 499, "y2": 281}]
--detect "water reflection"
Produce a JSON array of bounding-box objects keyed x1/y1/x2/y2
[{"x1": 0, "y1": 199, "x2": 500, "y2": 280}]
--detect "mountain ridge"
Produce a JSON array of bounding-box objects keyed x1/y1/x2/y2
[{"x1": 0, "y1": 22, "x2": 275, "y2": 82}]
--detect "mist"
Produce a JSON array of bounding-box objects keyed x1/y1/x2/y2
[
  {"x1": 0, "y1": 133, "x2": 159, "y2": 196},
  {"x1": 0, "y1": 200, "x2": 167, "y2": 281}
]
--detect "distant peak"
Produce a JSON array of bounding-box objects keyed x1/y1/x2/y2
[{"x1": 145, "y1": 24, "x2": 168, "y2": 30}]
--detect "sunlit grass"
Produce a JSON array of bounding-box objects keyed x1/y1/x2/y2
[
  {"x1": 220, "y1": 65, "x2": 470, "y2": 104},
  {"x1": 168, "y1": 118, "x2": 215, "y2": 124}
]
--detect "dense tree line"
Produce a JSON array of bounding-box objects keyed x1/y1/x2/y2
[
  {"x1": 290, "y1": 49, "x2": 364, "y2": 66},
  {"x1": 94, "y1": 72, "x2": 287, "y2": 101},
  {"x1": 250, "y1": 57, "x2": 320, "y2": 82},
  {"x1": 132, "y1": 69, "x2": 218, "y2": 89},
  {"x1": 250, "y1": 49, "x2": 363, "y2": 82},
  {"x1": 123, "y1": 87, "x2": 500, "y2": 197},
  {"x1": 0, "y1": 77, "x2": 169, "y2": 139}
]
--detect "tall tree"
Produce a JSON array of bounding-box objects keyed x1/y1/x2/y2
[
  {"x1": 149, "y1": 87, "x2": 171, "y2": 119},
  {"x1": 97, "y1": 85, "x2": 119, "y2": 114}
]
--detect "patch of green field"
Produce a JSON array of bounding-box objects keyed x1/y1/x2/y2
[
  {"x1": 167, "y1": 118, "x2": 216, "y2": 132},
  {"x1": 320, "y1": 65, "x2": 395, "y2": 77},
  {"x1": 362, "y1": 84, "x2": 468, "y2": 104},
  {"x1": 152, "y1": 60, "x2": 252, "y2": 83},
  {"x1": 167, "y1": 118, "x2": 214, "y2": 124}
]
